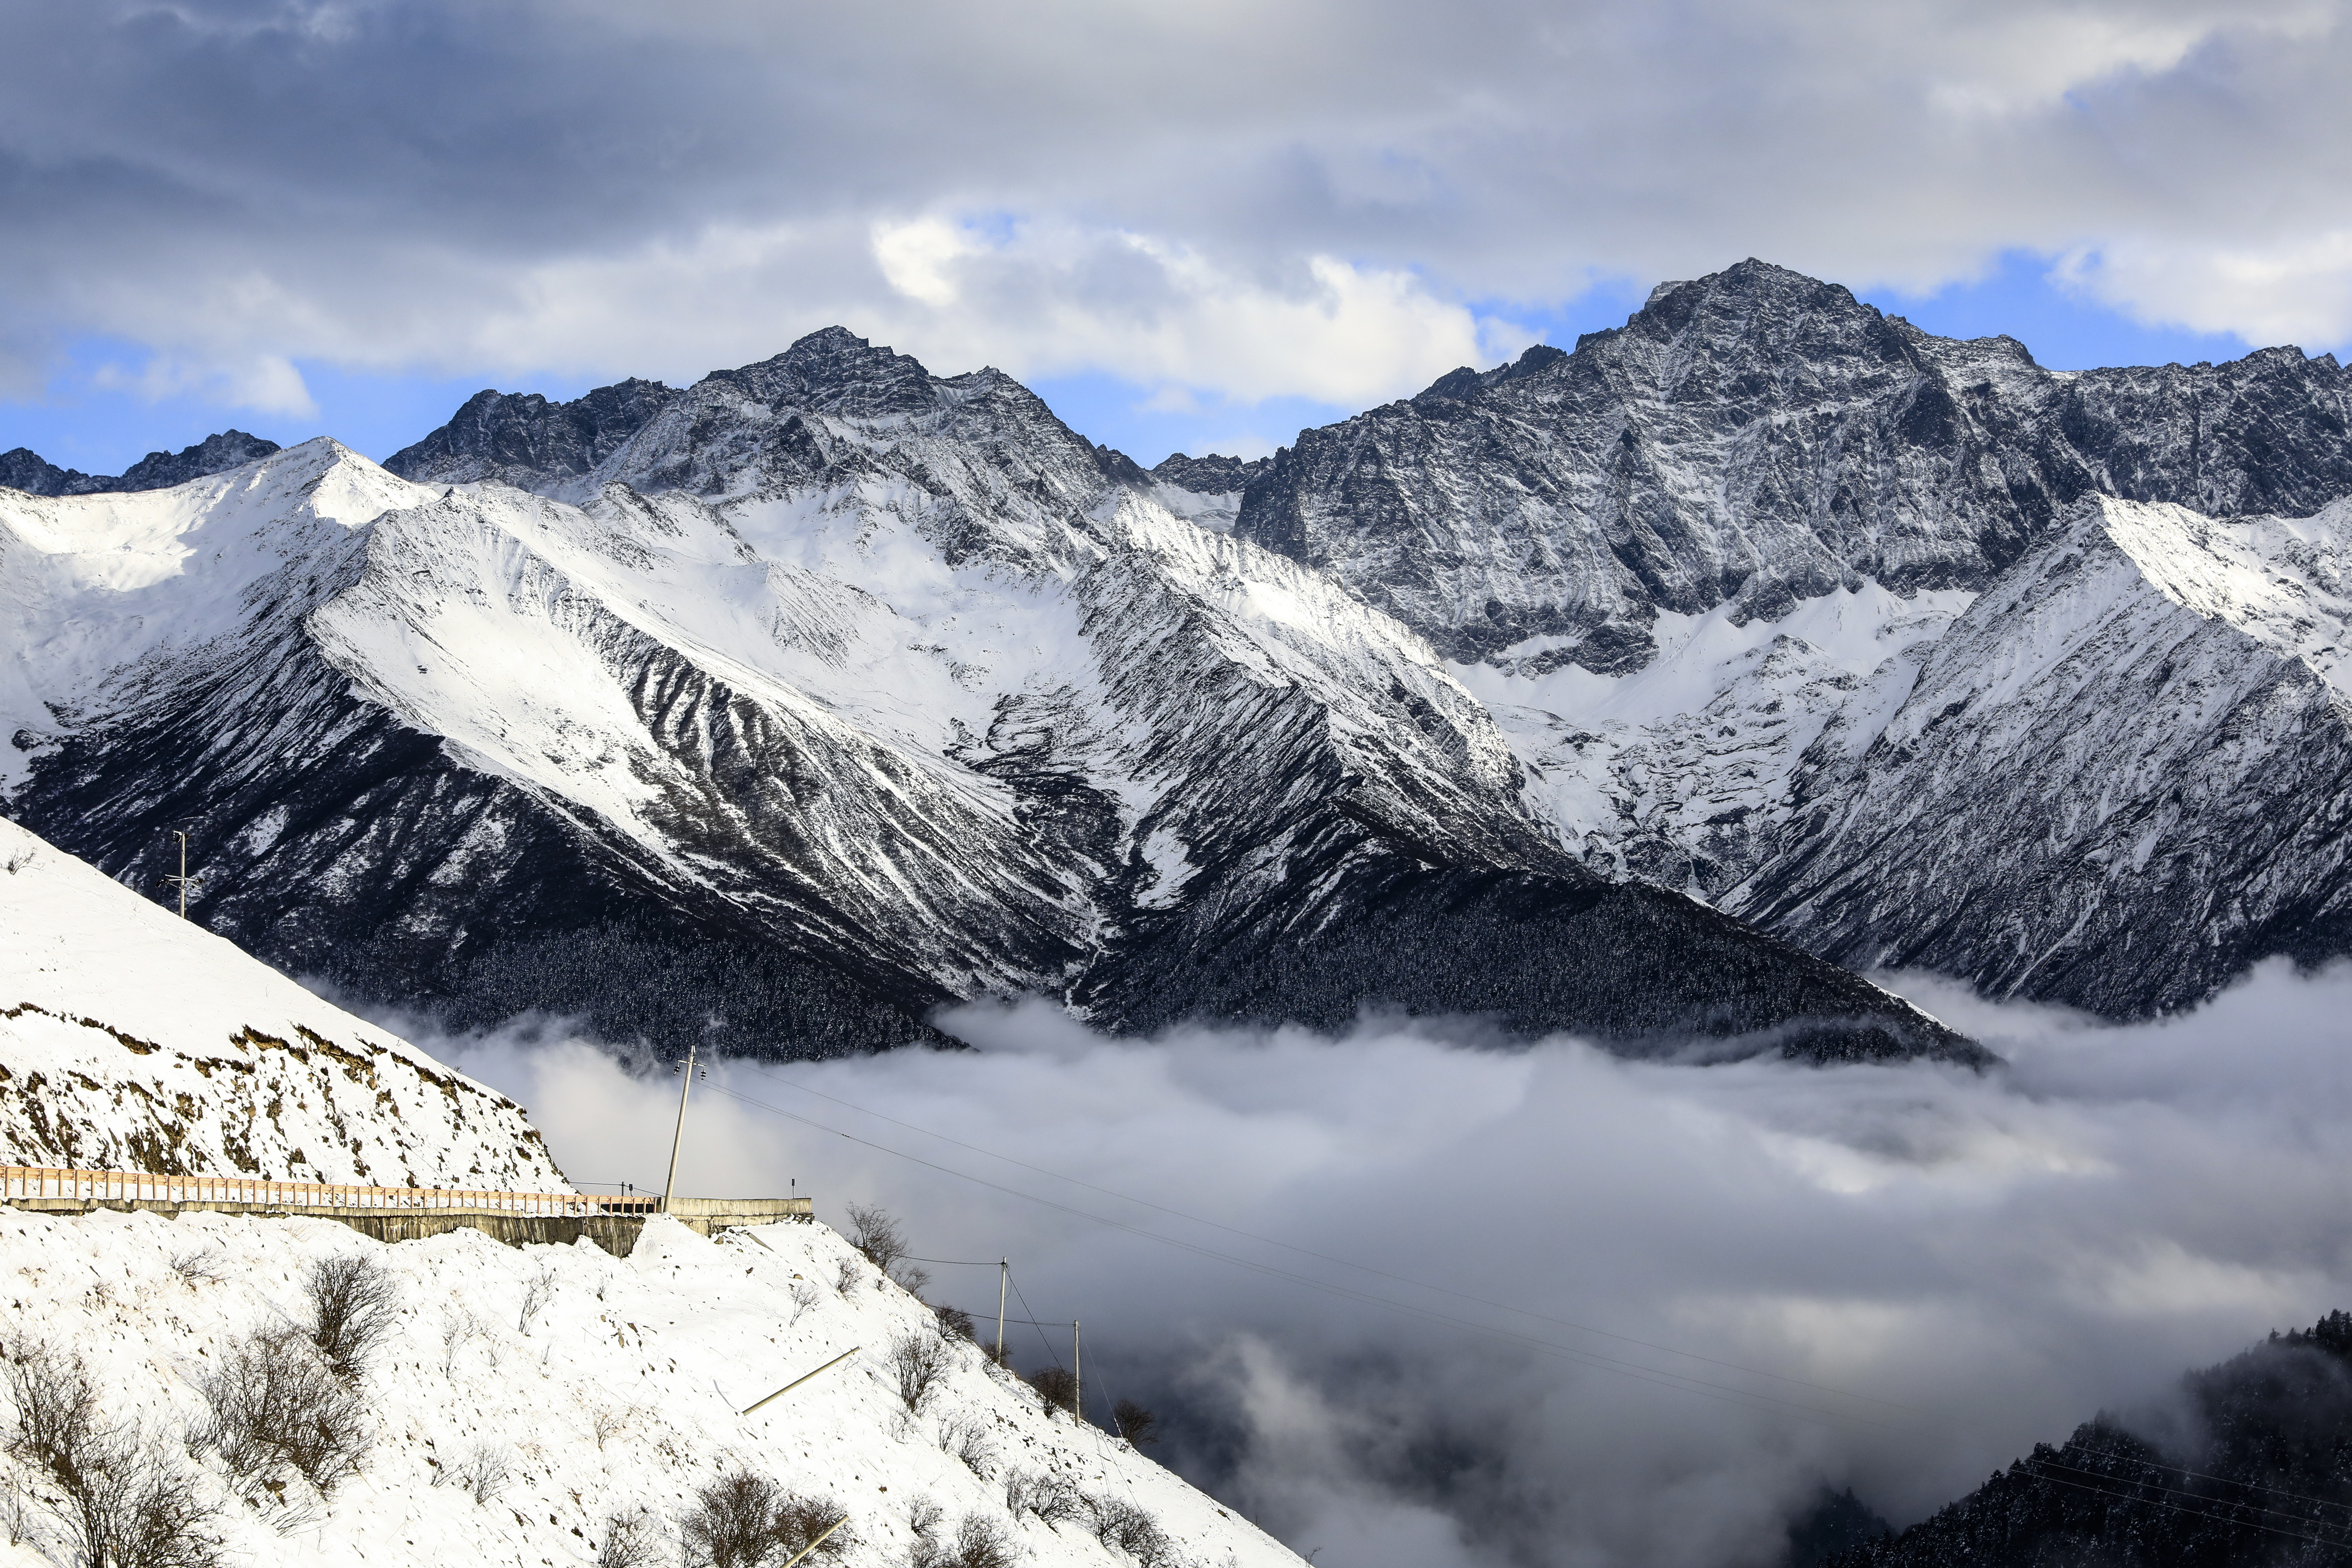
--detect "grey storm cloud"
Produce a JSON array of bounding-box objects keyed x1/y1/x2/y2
[
  {"x1": 400, "y1": 959, "x2": 2352, "y2": 1568},
  {"x1": 5, "y1": 0, "x2": 2352, "y2": 414}
]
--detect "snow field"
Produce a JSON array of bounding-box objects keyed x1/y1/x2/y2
[
  {"x1": 0, "y1": 1207, "x2": 1300, "y2": 1568},
  {"x1": 0, "y1": 813, "x2": 562, "y2": 1188}
]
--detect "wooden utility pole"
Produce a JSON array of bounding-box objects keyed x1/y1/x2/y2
[
  {"x1": 995, "y1": 1260, "x2": 1008, "y2": 1367},
  {"x1": 164, "y1": 831, "x2": 195, "y2": 918},
  {"x1": 661, "y1": 1041, "x2": 702, "y2": 1214}
]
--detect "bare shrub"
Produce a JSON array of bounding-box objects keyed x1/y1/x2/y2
[
  {"x1": 303, "y1": 1253, "x2": 399, "y2": 1378},
  {"x1": 887, "y1": 1332, "x2": 951, "y2": 1413},
  {"x1": 789, "y1": 1279, "x2": 822, "y2": 1325},
  {"x1": 596, "y1": 1507, "x2": 664, "y2": 1568},
  {"x1": 3, "y1": 1337, "x2": 226, "y2": 1568},
  {"x1": 833, "y1": 1256, "x2": 862, "y2": 1295},
  {"x1": 195, "y1": 1326, "x2": 371, "y2": 1495},
  {"x1": 841, "y1": 1203, "x2": 908, "y2": 1279},
  {"x1": 170, "y1": 1247, "x2": 229, "y2": 1285},
  {"x1": 440, "y1": 1304, "x2": 490, "y2": 1377},
  {"x1": 1091, "y1": 1496, "x2": 1180, "y2": 1567},
  {"x1": 1026, "y1": 1365, "x2": 1076, "y2": 1415},
  {"x1": 1112, "y1": 1399, "x2": 1160, "y2": 1448},
  {"x1": 936, "y1": 1414, "x2": 994, "y2": 1478},
  {"x1": 914, "y1": 1502, "x2": 1017, "y2": 1568},
  {"x1": 592, "y1": 1404, "x2": 634, "y2": 1451},
  {"x1": 681, "y1": 1471, "x2": 852, "y2": 1568},
  {"x1": 435, "y1": 1442, "x2": 510, "y2": 1505},
  {"x1": 1002, "y1": 1469, "x2": 1085, "y2": 1527},
  {"x1": 517, "y1": 1266, "x2": 556, "y2": 1334},
  {"x1": 933, "y1": 1304, "x2": 977, "y2": 1342}
]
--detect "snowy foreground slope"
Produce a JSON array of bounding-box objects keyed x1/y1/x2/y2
[
  {"x1": 0, "y1": 1207, "x2": 1300, "y2": 1568},
  {"x1": 0, "y1": 812, "x2": 565, "y2": 1187},
  {"x1": 0, "y1": 352, "x2": 1968, "y2": 1063}
]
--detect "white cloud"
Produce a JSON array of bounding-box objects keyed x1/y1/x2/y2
[
  {"x1": 394, "y1": 957, "x2": 2352, "y2": 1567},
  {"x1": 8, "y1": 0, "x2": 2352, "y2": 420}
]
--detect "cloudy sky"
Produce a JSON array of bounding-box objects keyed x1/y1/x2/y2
[{"x1": 4, "y1": 0, "x2": 2348, "y2": 472}]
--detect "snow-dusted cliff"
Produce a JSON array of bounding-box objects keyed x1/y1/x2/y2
[
  {"x1": 0, "y1": 814, "x2": 566, "y2": 1187},
  {"x1": 1737, "y1": 495, "x2": 2352, "y2": 1015},
  {"x1": 0, "y1": 1206, "x2": 1300, "y2": 1568},
  {"x1": 0, "y1": 336, "x2": 1969, "y2": 1063}
]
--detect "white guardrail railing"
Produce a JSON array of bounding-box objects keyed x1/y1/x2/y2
[{"x1": 0, "y1": 1165, "x2": 660, "y2": 1217}]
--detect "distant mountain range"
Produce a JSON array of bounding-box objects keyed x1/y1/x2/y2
[{"x1": 6, "y1": 259, "x2": 2350, "y2": 1057}]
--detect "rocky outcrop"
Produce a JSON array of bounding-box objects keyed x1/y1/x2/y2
[{"x1": 0, "y1": 430, "x2": 282, "y2": 496}]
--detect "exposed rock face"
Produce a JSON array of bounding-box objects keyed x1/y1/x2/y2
[
  {"x1": 1738, "y1": 495, "x2": 2352, "y2": 1016},
  {"x1": 1151, "y1": 452, "x2": 1272, "y2": 493},
  {"x1": 1235, "y1": 259, "x2": 2352, "y2": 665},
  {"x1": 0, "y1": 334, "x2": 1974, "y2": 1063},
  {"x1": 0, "y1": 430, "x2": 283, "y2": 496},
  {"x1": 1239, "y1": 259, "x2": 2352, "y2": 1015},
  {"x1": 382, "y1": 378, "x2": 676, "y2": 489}
]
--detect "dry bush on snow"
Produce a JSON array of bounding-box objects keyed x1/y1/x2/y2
[
  {"x1": 833, "y1": 1255, "x2": 863, "y2": 1295},
  {"x1": 596, "y1": 1506, "x2": 664, "y2": 1568},
  {"x1": 933, "y1": 1303, "x2": 978, "y2": 1342},
  {"x1": 914, "y1": 1511, "x2": 1019, "y2": 1568},
  {"x1": 434, "y1": 1442, "x2": 511, "y2": 1505},
  {"x1": 1026, "y1": 1365, "x2": 1076, "y2": 1415},
  {"x1": 4, "y1": 1336, "x2": 226, "y2": 1568},
  {"x1": 1091, "y1": 1495, "x2": 1182, "y2": 1568},
  {"x1": 195, "y1": 1325, "x2": 371, "y2": 1495},
  {"x1": 789, "y1": 1278, "x2": 823, "y2": 1325},
  {"x1": 936, "y1": 1414, "x2": 994, "y2": 1478},
  {"x1": 842, "y1": 1203, "x2": 908, "y2": 1278},
  {"x1": 888, "y1": 1331, "x2": 952, "y2": 1412},
  {"x1": 842, "y1": 1203, "x2": 930, "y2": 1295},
  {"x1": 303, "y1": 1253, "x2": 399, "y2": 1378},
  {"x1": 1003, "y1": 1469, "x2": 1086, "y2": 1527},
  {"x1": 1113, "y1": 1398, "x2": 1160, "y2": 1448},
  {"x1": 170, "y1": 1247, "x2": 229, "y2": 1285},
  {"x1": 440, "y1": 1304, "x2": 491, "y2": 1377},
  {"x1": 517, "y1": 1265, "x2": 556, "y2": 1334},
  {"x1": 681, "y1": 1471, "x2": 852, "y2": 1568}
]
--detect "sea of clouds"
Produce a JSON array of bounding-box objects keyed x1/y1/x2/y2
[{"x1": 406, "y1": 960, "x2": 2352, "y2": 1568}]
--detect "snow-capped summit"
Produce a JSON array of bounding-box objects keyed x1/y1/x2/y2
[{"x1": 0, "y1": 354, "x2": 1972, "y2": 1064}]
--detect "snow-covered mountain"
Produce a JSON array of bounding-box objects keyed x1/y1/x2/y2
[
  {"x1": 0, "y1": 346, "x2": 1967, "y2": 1063},
  {"x1": 1238, "y1": 260, "x2": 2352, "y2": 1014},
  {"x1": 0, "y1": 813, "x2": 564, "y2": 1188},
  {"x1": 0, "y1": 1204, "x2": 1300, "y2": 1568},
  {"x1": 1738, "y1": 494, "x2": 2352, "y2": 1016}
]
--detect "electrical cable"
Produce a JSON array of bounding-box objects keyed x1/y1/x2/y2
[
  {"x1": 704, "y1": 1080, "x2": 1911, "y2": 1430},
  {"x1": 718, "y1": 1075, "x2": 2352, "y2": 1529},
  {"x1": 2017, "y1": 1461, "x2": 2352, "y2": 1551},
  {"x1": 741, "y1": 1058, "x2": 1921, "y2": 1412}
]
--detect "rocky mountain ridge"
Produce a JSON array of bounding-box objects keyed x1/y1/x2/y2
[
  {"x1": 0, "y1": 430, "x2": 281, "y2": 498},
  {"x1": 0, "y1": 340, "x2": 1968, "y2": 1062}
]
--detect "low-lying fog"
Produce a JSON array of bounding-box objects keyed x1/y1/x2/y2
[{"x1": 394, "y1": 961, "x2": 2352, "y2": 1568}]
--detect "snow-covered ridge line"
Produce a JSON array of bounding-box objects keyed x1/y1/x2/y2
[{"x1": 0, "y1": 1208, "x2": 1305, "y2": 1568}]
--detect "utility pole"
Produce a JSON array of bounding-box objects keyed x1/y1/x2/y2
[
  {"x1": 164, "y1": 831, "x2": 195, "y2": 918},
  {"x1": 1073, "y1": 1318, "x2": 1082, "y2": 1426},
  {"x1": 661, "y1": 1042, "x2": 703, "y2": 1214},
  {"x1": 995, "y1": 1260, "x2": 1008, "y2": 1368}
]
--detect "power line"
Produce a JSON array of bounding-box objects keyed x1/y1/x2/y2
[
  {"x1": 718, "y1": 1075, "x2": 2352, "y2": 1529},
  {"x1": 741, "y1": 1059, "x2": 1920, "y2": 1413},
  {"x1": 702, "y1": 1080, "x2": 1909, "y2": 1430},
  {"x1": 2018, "y1": 1460, "x2": 2352, "y2": 1552}
]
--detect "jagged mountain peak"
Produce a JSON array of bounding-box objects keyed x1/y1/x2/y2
[{"x1": 0, "y1": 428, "x2": 283, "y2": 498}]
